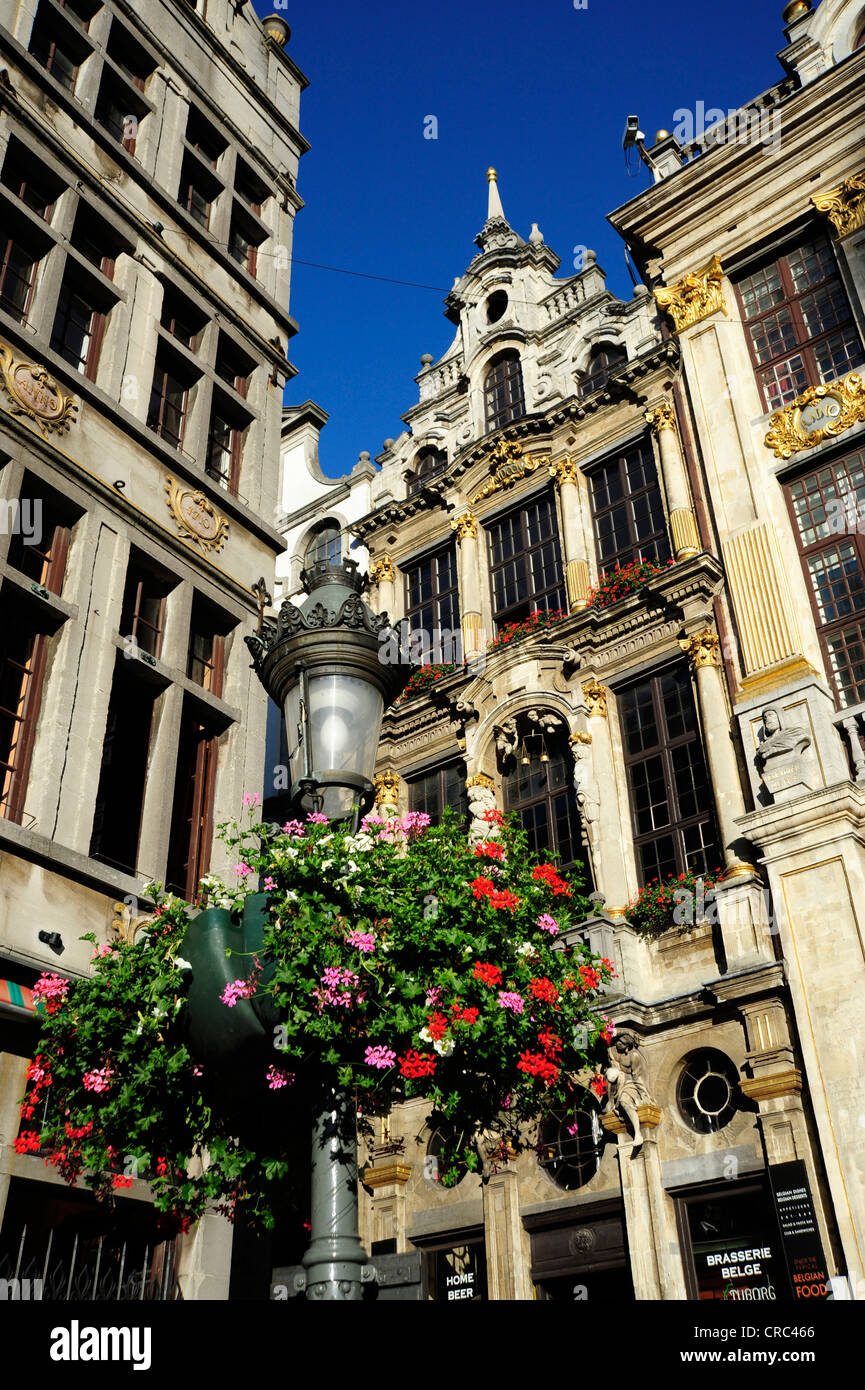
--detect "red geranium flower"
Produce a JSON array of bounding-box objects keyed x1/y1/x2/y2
[
  {"x1": 399, "y1": 1050, "x2": 436, "y2": 1079},
  {"x1": 474, "y1": 840, "x2": 505, "y2": 860},
  {"x1": 473, "y1": 962, "x2": 503, "y2": 987},
  {"x1": 529, "y1": 976, "x2": 558, "y2": 1003},
  {"x1": 426, "y1": 1011, "x2": 448, "y2": 1041},
  {"x1": 531, "y1": 863, "x2": 572, "y2": 896},
  {"x1": 471, "y1": 876, "x2": 495, "y2": 900}
]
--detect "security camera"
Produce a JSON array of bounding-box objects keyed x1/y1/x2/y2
[{"x1": 623, "y1": 115, "x2": 645, "y2": 150}]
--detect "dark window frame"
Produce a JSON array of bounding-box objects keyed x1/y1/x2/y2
[
  {"x1": 165, "y1": 707, "x2": 219, "y2": 900},
  {"x1": 403, "y1": 542, "x2": 461, "y2": 654},
  {"x1": 304, "y1": 524, "x2": 342, "y2": 568},
  {"x1": 503, "y1": 741, "x2": 593, "y2": 883},
  {"x1": 0, "y1": 237, "x2": 39, "y2": 323},
  {"x1": 0, "y1": 602, "x2": 52, "y2": 826},
  {"x1": 588, "y1": 438, "x2": 671, "y2": 578},
  {"x1": 618, "y1": 663, "x2": 719, "y2": 886},
  {"x1": 407, "y1": 762, "x2": 467, "y2": 826},
  {"x1": 733, "y1": 233, "x2": 864, "y2": 413},
  {"x1": 487, "y1": 490, "x2": 566, "y2": 631},
  {"x1": 484, "y1": 350, "x2": 525, "y2": 433},
  {"x1": 578, "y1": 344, "x2": 627, "y2": 398}
]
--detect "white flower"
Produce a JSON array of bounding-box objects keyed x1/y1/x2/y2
[
  {"x1": 317, "y1": 834, "x2": 334, "y2": 847},
  {"x1": 419, "y1": 1026, "x2": 433, "y2": 1043},
  {"x1": 434, "y1": 1038, "x2": 455, "y2": 1057},
  {"x1": 516, "y1": 942, "x2": 538, "y2": 958},
  {"x1": 152, "y1": 1004, "x2": 167, "y2": 1019},
  {"x1": 321, "y1": 859, "x2": 334, "y2": 872},
  {"x1": 175, "y1": 958, "x2": 192, "y2": 972},
  {"x1": 344, "y1": 833, "x2": 374, "y2": 854},
  {"x1": 282, "y1": 890, "x2": 298, "y2": 904}
]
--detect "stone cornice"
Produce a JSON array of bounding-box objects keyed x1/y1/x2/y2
[
  {"x1": 737, "y1": 781, "x2": 865, "y2": 853},
  {"x1": 740, "y1": 1070, "x2": 802, "y2": 1102}
]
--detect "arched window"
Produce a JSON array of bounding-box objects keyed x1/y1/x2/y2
[
  {"x1": 503, "y1": 730, "x2": 594, "y2": 889},
  {"x1": 484, "y1": 350, "x2": 525, "y2": 432},
  {"x1": 407, "y1": 447, "x2": 447, "y2": 496},
  {"x1": 537, "y1": 1091, "x2": 604, "y2": 1190},
  {"x1": 304, "y1": 522, "x2": 341, "y2": 568},
  {"x1": 578, "y1": 344, "x2": 626, "y2": 398}
]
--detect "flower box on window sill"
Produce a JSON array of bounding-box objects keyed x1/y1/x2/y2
[
  {"x1": 587, "y1": 558, "x2": 676, "y2": 610},
  {"x1": 624, "y1": 866, "x2": 722, "y2": 939}
]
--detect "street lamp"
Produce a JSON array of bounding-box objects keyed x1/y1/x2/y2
[{"x1": 244, "y1": 557, "x2": 409, "y2": 1299}]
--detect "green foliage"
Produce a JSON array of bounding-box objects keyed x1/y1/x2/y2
[{"x1": 21, "y1": 808, "x2": 615, "y2": 1231}]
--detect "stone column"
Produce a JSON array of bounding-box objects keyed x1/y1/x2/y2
[
  {"x1": 602, "y1": 1107, "x2": 686, "y2": 1300},
  {"x1": 678, "y1": 630, "x2": 751, "y2": 873},
  {"x1": 580, "y1": 679, "x2": 631, "y2": 913},
  {"x1": 482, "y1": 1166, "x2": 533, "y2": 1301},
  {"x1": 549, "y1": 457, "x2": 591, "y2": 610},
  {"x1": 451, "y1": 510, "x2": 485, "y2": 663},
  {"x1": 363, "y1": 1161, "x2": 412, "y2": 1254},
  {"x1": 645, "y1": 401, "x2": 701, "y2": 559},
  {"x1": 370, "y1": 554, "x2": 396, "y2": 622}
]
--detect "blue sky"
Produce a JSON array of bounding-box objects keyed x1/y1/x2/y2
[{"x1": 255, "y1": 0, "x2": 787, "y2": 478}]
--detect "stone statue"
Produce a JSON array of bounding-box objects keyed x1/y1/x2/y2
[
  {"x1": 467, "y1": 777, "x2": 497, "y2": 841},
  {"x1": 571, "y1": 738, "x2": 600, "y2": 851},
  {"x1": 754, "y1": 706, "x2": 812, "y2": 801},
  {"x1": 605, "y1": 1033, "x2": 653, "y2": 1147},
  {"x1": 494, "y1": 718, "x2": 519, "y2": 762}
]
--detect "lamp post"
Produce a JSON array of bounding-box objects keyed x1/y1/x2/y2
[{"x1": 244, "y1": 558, "x2": 408, "y2": 1300}]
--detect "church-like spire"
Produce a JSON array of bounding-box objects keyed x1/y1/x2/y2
[
  {"x1": 475, "y1": 167, "x2": 523, "y2": 254},
  {"x1": 486, "y1": 166, "x2": 505, "y2": 221}
]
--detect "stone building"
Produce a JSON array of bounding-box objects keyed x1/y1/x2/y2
[
  {"x1": 278, "y1": 0, "x2": 865, "y2": 1301},
  {"x1": 0, "y1": 1, "x2": 306, "y2": 1298}
]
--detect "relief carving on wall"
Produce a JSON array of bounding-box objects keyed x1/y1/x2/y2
[{"x1": 653, "y1": 254, "x2": 727, "y2": 333}]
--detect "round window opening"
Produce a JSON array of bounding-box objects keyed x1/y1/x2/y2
[
  {"x1": 537, "y1": 1093, "x2": 603, "y2": 1191},
  {"x1": 486, "y1": 290, "x2": 508, "y2": 324},
  {"x1": 425, "y1": 1126, "x2": 469, "y2": 1187},
  {"x1": 677, "y1": 1051, "x2": 739, "y2": 1134}
]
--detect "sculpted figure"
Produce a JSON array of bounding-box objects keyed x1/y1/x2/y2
[
  {"x1": 605, "y1": 1034, "x2": 652, "y2": 1147},
  {"x1": 467, "y1": 779, "x2": 497, "y2": 839},
  {"x1": 494, "y1": 718, "x2": 519, "y2": 762},
  {"x1": 571, "y1": 740, "x2": 600, "y2": 850},
  {"x1": 755, "y1": 706, "x2": 811, "y2": 769}
]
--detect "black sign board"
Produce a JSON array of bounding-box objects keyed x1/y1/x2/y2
[
  {"x1": 768, "y1": 1160, "x2": 829, "y2": 1301},
  {"x1": 434, "y1": 1243, "x2": 486, "y2": 1301}
]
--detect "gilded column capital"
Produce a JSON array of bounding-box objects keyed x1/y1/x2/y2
[
  {"x1": 370, "y1": 554, "x2": 395, "y2": 585},
  {"x1": 581, "y1": 679, "x2": 608, "y2": 718},
  {"x1": 644, "y1": 400, "x2": 677, "y2": 433},
  {"x1": 678, "y1": 629, "x2": 720, "y2": 670},
  {"x1": 548, "y1": 456, "x2": 579, "y2": 488},
  {"x1": 466, "y1": 773, "x2": 496, "y2": 793},
  {"x1": 450, "y1": 510, "x2": 478, "y2": 542},
  {"x1": 569, "y1": 730, "x2": 592, "y2": 745},
  {"x1": 654, "y1": 254, "x2": 727, "y2": 333},
  {"x1": 373, "y1": 770, "x2": 401, "y2": 805},
  {"x1": 812, "y1": 171, "x2": 865, "y2": 239}
]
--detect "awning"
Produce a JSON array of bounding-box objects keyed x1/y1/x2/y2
[{"x1": 0, "y1": 979, "x2": 36, "y2": 1013}]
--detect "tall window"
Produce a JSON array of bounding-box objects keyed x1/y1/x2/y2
[
  {"x1": 487, "y1": 493, "x2": 565, "y2": 630},
  {"x1": 786, "y1": 448, "x2": 865, "y2": 707},
  {"x1": 484, "y1": 350, "x2": 525, "y2": 432},
  {"x1": 578, "y1": 344, "x2": 626, "y2": 398},
  {"x1": 619, "y1": 665, "x2": 718, "y2": 885},
  {"x1": 407, "y1": 448, "x2": 447, "y2": 496},
  {"x1": 147, "y1": 351, "x2": 193, "y2": 450},
  {"x1": 50, "y1": 274, "x2": 106, "y2": 378},
  {"x1": 0, "y1": 238, "x2": 39, "y2": 322},
  {"x1": 120, "y1": 559, "x2": 168, "y2": 659},
  {"x1": 734, "y1": 235, "x2": 864, "y2": 413},
  {"x1": 160, "y1": 284, "x2": 206, "y2": 351},
  {"x1": 228, "y1": 211, "x2": 264, "y2": 279},
  {"x1": 503, "y1": 742, "x2": 592, "y2": 885},
  {"x1": 178, "y1": 155, "x2": 214, "y2": 228},
  {"x1": 589, "y1": 439, "x2": 671, "y2": 577},
  {"x1": 187, "y1": 602, "x2": 226, "y2": 697},
  {"x1": 407, "y1": 764, "x2": 467, "y2": 825},
  {"x1": 28, "y1": 5, "x2": 90, "y2": 91},
  {"x1": 165, "y1": 706, "x2": 218, "y2": 899},
  {"x1": 404, "y1": 545, "x2": 460, "y2": 657},
  {"x1": 206, "y1": 403, "x2": 245, "y2": 494},
  {"x1": 1, "y1": 142, "x2": 64, "y2": 218},
  {"x1": 90, "y1": 663, "x2": 157, "y2": 875},
  {"x1": 5, "y1": 482, "x2": 73, "y2": 594},
  {"x1": 0, "y1": 596, "x2": 50, "y2": 824},
  {"x1": 304, "y1": 523, "x2": 341, "y2": 568}
]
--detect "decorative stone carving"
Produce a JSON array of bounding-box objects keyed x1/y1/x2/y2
[
  {"x1": 678, "y1": 629, "x2": 720, "y2": 670},
  {"x1": 571, "y1": 734, "x2": 600, "y2": 851},
  {"x1": 654, "y1": 254, "x2": 727, "y2": 333},
  {"x1": 604, "y1": 1033, "x2": 654, "y2": 1147},
  {"x1": 581, "y1": 679, "x2": 608, "y2": 718},
  {"x1": 370, "y1": 554, "x2": 396, "y2": 584},
  {"x1": 812, "y1": 171, "x2": 865, "y2": 239},
  {"x1": 526, "y1": 708, "x2": 563, "y2": 734},
  {"x1": 471, "y1": 438, "x2": 544, "y2": 504},
  {"x1": 0, "y1": 346, "x2": 78, "y2": 435},
  {"x1": 112, "y1": 899, "x2": 153, "y2": 945},
  {"x1": 764, "y1": 372, "x2": 865, "y2": 459},
  {"x1": 548, "y1": 456, "x2": 579, "y2": 488},
  {"x1": 373, "y1": 770, "x2": 401, "y2": 806},
  {"x1": 569, "y1": 730, "x2": 592, "y2": 745},
  {"x1": 493, "y1": 718, "x2": 519, "y2": 761},
  {"x1": 165, "y1": 476, "x2": 229, "y2": 554},
  {"x1": 644, "y1": 400, "x2": 676, "y2": 433},
  {"x1": 466, "y1": 773, "x2": 497, "y2": 839},
  {"x1": 755, "y1": 706, "x2": 813, "y2": 801},
  {"x1": 450, "y1": 511, "x2": 478, "y2": 542}
]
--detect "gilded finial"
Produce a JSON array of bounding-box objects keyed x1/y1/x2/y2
[{"x1": 487, "y1": 167, "x2": 497, "y2": 183}]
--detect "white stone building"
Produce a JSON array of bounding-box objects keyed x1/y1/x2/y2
[{"x1": 276, "y1": 0, "x2": 865, "y2": 1302}]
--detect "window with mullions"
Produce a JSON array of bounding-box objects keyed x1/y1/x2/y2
[
  {"x1": 304, "y1": 524, "x2": 341, "y2": 568},
  {"x1": 119, "y1": 560, "x2": 169, "y2": 659},
  {"x1": 407, "y1": 764, "x2": 467, "y2": 826},
  {"x1": 206, "y1": 403, "x2": 246, "y2": 494},
  {"x1": 484, "y1": 350, "x2": 525, "y2": 432},
  {"x1": 165, "y1": 705, "x2": 218, "y2": 900},
  {"x1": 147, "y1": 351, "x2": 194, "y2": 451},
  {"x1": 504, "y1": 747, "x2": 592, "y2": 885},
  {"x1": 487, "y1": 494, "x2": 565, "y2": 630},
  {"x1": 28, "y1": 5, "x2": 91, "y2": 91},
  {"x1": 734, "y1": 235, "x2": 864, "y2": 413},
  {"x1": 537, "y1": 1092, "x2": 603, "y2": 1190},
  {"x1": 786, "y1": 449, "x2": 865, "y2": 707},
  {"x1": 404, "y1": 545, "x2": 460, "y2": 655},
  {"x1": 0, "y1": 238, "x2": 39, "y2": 323},
  {"x1": 578, "y1": 344, "x2": 626, "y2": 398},
  {"x1": 50, "y1": 274, "x2": 106, "y2": 378},
  {"x1": 1, "y1": 142, "x2": 64, "y2": 218},
  {"x1": 407, "y1": 448, "x2": 448, "y2": 496},
  {"x1": 619, "y1": 665, "x2": 718, "y2": 885},
  {"x1": 589, "y1": 439, "x2": 671, "y2": 577},
  {"x1": 5, "y1": 484, "x2": 73, "y2": 595}
]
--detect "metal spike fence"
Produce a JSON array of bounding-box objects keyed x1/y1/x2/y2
[{"x1": 0, "y1": 1225, "x2": 182, "y2": 1300}]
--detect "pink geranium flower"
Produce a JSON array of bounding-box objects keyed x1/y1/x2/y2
[
  {"x1": 347, "y1": 930, "x2": 375, "y2": 954},
  {"x1": 497, "y1": 991, "x2": 525, "y2": 1015},
  {"x1": 365, "y1": 1045, "x2": 397, "y2": 1070}
]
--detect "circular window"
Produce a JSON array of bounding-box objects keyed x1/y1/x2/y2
[
  {"x1": 425, "y1": 1127, "x2": 468, "y2": 1187},
  {"x1": 485, "y1": 290, "x2": 508, "y2": 324},
  {"x1": 537, "y1": 1094, "x2": 603, "y2": 1190},
  {"x1": 677, "y1": 1051, "x2": 740, "y2": 1134}
]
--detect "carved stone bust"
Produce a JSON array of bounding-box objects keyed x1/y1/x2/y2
[{"x1": 755, "y1": 706, "x2": 813, "y2": 801}]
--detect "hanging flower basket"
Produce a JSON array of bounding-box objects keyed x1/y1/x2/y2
[
  {"x1": 624, "y1": 865, "x2": 722, "y2": 938},
  {"x1": 20, "y1": 808, "x2": 616, "y2": 1227},
  {"x1": 587, "y1": 557, "x2": 676, "y2": 610}
]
